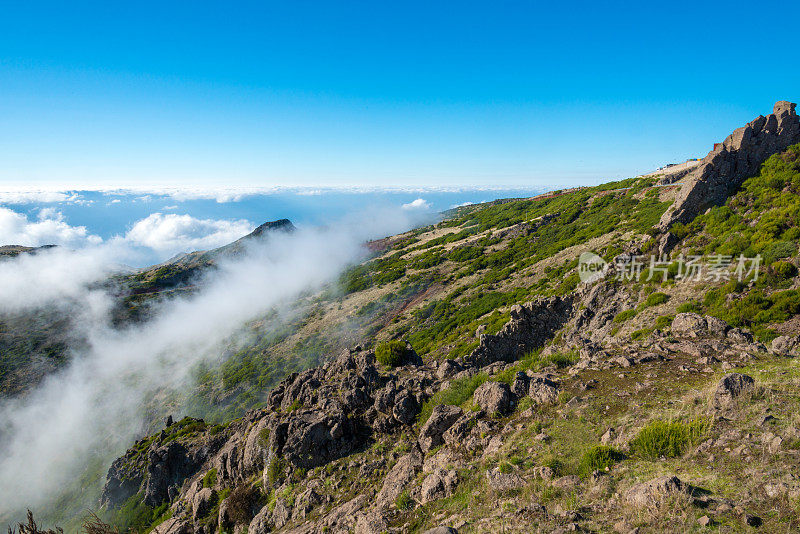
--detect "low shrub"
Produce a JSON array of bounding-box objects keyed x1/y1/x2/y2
[
  {"x1": 578, "y1": 445, "x2": 625, "y2": 477},
  {"x1": 613, "y1": 309, "x2": 637, "y2": 323},
  {"x1": 654, "y1": 315, "x2": 674, "y2": 330},
  {"x1": 645, "y1": 292, "x2": 669, "y2": 307},
  {"x1": 629, "y1": 418, "x2": 710, "y2": 459},
  {"x1": 201, "y1": 468, "x2": 217, "y2": 488},
  {"x1": 395, "y1": 490, "x2": 414, "y2": 510},
  {"x1": 375, "y1": 340, "x2": 408, "y2": 367},
  {"x1": 676, "y1": 301, "x2": 701, "y2": 314}
]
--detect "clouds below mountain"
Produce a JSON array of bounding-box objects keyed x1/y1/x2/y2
[
  {"x1": 0, "y1": 207, "x2": 102, "y2": 248},
  {"x1": 123, "y1": 212, "x2": 255, "y2": 257}
]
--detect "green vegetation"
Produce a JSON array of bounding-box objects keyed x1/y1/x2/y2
[
  {"x1": 418, "y1": 373, "x2": 489, "y2": 425},
  {"x1": 201, "y1": 468, "x2": 217, "y2": 488},
  {"x1": 113, "y1": 494, "x2": 171, "y2": 533},
  {"x1": 676, "y1": 301, "x2": 701, "y2": 314},
  {"x1": 704, "y1": 282, "x2": 800, "y2": 342},
  {"x1": 644, "y1": 292, "x2": 669, "y2": 307},
  {"x1": 654, "y1": 315, "x2": 674, "y2": 330},
  {"x1": 578, "y1": 446, "x2": 625, "y2": 477},
  {"x1": 375, "y1": 340, "x2": 408, "y2": 367},
  {"x1": 629, "y1": 418, "x2": 710, "y2": 459},
  {"x1": 267, "y1": 456, "x2": 286, "y2": 486},
  {"x1": 395, "y1": 490, "x2": 414, "y2": 510},
  {"x1": 613, "y1": 309, "x2": 637, "y2": 324}
]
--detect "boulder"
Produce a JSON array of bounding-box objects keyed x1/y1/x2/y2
[
  {"x1": 528, "y1": 374, "x2": 559, "y2": 404},
  {"x1": 771, "y1": 335, "x2": 800, "y2": 356},
  {"x1": 473, "y1": 381, "x2": 513, "y2": 415},
  {"x1": 392, "y1": 390, "x2": 419, "y2": 425},
  {"x1": 419, "y1": 405, "x2": 463, "y2": 452},
  {"x1": 625, "y1": 475, "x2": 687, "y2": 508},
  {"x1": 486, "y1": 467, "x2": 525, "y2": 491},
  {"x1": 442, "y1": 413, "x2": 477, "y2": 446},
  {"x1": 437, "y1": 359, "x2": 462, "y2": 380},
  {"x1": 712, "y1": 373, "x2": 755, "y2": 411},
  {"x1": 420, "y1": 468, "x2": 459, "y2": 503}
]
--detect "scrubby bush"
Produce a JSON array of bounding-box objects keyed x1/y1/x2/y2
[
  {"x1": 770, "y1": 260, "x2": 798, "y2": 281},
  {"x1": 655, "y1": 315, "x2": 674, "y2": 330},
  {"x1": 676, "y1": 301, "x2": 701, "y2": 314},
  {"x1": 201, "y1": 467, "x2": 217, "y2": 488},
  {"x1": 629, "y1": 419, "x2": 710, "y2": 459},
  {"x1": 578, "y1": 445, "x2": 625, "y2": 477},
  {"x1": 613, "y1": 309, "x2": 637, "y2": 323},
  {"x1": 224, "y1": 485, "x2": 261, "y2": 525},
  {"x1": 645, "y1": 292, "x2": 669, "y2": 307},
  {"x1": 375, "y1": 340, "x2": 408, "y2": 367}
]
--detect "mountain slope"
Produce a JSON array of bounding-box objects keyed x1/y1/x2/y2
[{"x1": 88, "y1": 102, "x2": 800, "y2": 533}]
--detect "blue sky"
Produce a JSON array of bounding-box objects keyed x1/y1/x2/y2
[{"x1": 2, "y1": 1, "x2": 798, "y2": 189}]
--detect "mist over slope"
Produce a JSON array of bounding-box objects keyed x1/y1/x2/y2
[{"x1": 0, "y1": 207, "x2": 427, "y2": 519}]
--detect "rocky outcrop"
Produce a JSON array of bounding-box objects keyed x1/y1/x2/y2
[
  {"x1": 770, "y1": 335, "x2": 800, "y2": 356},
  {"x1": 659, "y1": 101, "x2": 800, "y2": 230},
  {"x1": 472, "y1": 381, "x2": 513, "y2": 415},
  {"x1": 419, "y1": 405, "x2": 463, "y2": 453},
  {"x1": 466, "y1": 296, "x2": 574, "y2": 366},
  {"x1": 712, "y1": 373, "x2": 755, "y2": 411}
]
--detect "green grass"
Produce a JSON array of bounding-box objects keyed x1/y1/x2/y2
[
  {"x1": 418, "y1": 373, "x2": 489, "y2": 425},
  {"x1": 578, "y1": 445, "x2": 625, "y2": 477},
  {"x1": 629, "y1": 418, "x2": 711, "y2": 459},
  {"x1": 395, "y1": 490, "x2": 414, "y2": 510}
]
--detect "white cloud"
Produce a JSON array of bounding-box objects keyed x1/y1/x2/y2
[
  {"x1": 0, "y1": 190, "x2": 83, "y2": 204},
  {"x1": 122, "y1": 213, "x2": 255, "y2": 256},
  {"x1": 401, "y1": 198, "x2": 432, "y2": 211},
  {"x1": 0, "y1": 207, "x2": 102, "y2": 248}
]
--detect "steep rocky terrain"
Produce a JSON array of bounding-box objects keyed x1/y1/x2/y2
[{"x1": 8, "y1": 101, "x2": 800, "y2": 533}]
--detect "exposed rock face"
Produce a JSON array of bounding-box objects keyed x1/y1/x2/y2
[
  {"x1": 527, "y1": 374, "x2": 560, "y2": 404},
  {"x1": 466, "y1": 296, "x2": 574, "y2": 366},
  {"x1": 419, "y1": 405, "x2": 463, "y2": 453},
  {"x1": 659, "y1": 101, "x2": 800, "y2": 230},
  {"x1": 375, "y1": 448, "x2": 422, "y2": 508},
  {"x1": 472, "y1": 381, "x2": 513, "y2": 415},
  {"x1": 420, "y1": 468, "x2": 458, "y2": 503},
  {"x1": 770, "y1": 335, "x2": 800, "y2": 356},
  {"x1": 712, "y1": 373, "x2": 755, "y2": 411}
]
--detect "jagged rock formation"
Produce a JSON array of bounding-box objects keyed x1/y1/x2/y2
[
  {"x1": 100, "y1": 296, "x2": 581, "y2": 532},
  {"x1": 465, "y1": 296, "x2": 574, "y2": 367},
  {"x1": 659, "y1": 101, "x2": 800, "y2": 229}
]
